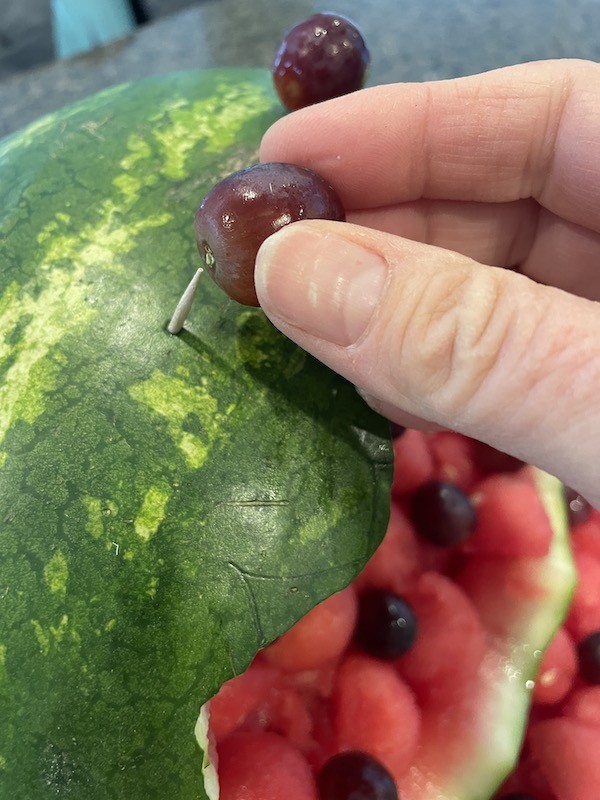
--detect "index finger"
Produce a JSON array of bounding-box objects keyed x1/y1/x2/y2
[{"x1": 260, "y1": 59, "x2": 600, "y2": 234}]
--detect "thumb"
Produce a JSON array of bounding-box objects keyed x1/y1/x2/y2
[{"x1": 255, "y1": 219, "x2": 600, "y2": 506}]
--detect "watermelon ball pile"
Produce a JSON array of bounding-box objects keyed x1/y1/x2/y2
[{"x1": 207, "y1": 429, "x2": 599, "y2": 800}]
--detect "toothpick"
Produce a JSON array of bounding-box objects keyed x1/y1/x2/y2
[{"x1": 167, "y1": 267, "x2": 203, "y2": 334}]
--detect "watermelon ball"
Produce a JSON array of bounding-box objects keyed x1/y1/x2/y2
[
  {"x1": 391, "y1": 429, "x2": 436, "y2": 496},
  {"x1": 563, "y1": 686, "x2": 600, "y2": 728},
  {"x1": 410, "y1": 480, "x2": 476, "y2": 547},
  {"x1": 532, "y1": 627, "x2": 577, "y2": 705},
  {"x1": 217, "y1": 730, "x2": 317, "y2": 800},
  {"x1": 332, "y1": 655, "x2": 421, "y2": 781},
  {"x1": 355, "y1": 590, "x2": 418, "y2": 660},
  {"x1": 194, "y1": 162, "x2": 345, "y2": 306},
  {"x1": 263, "y1": 586, "x2": 358, "y2": 672},
  {"x1": 577, "y1": 630, "x2": 600, "y2": 684},
  {"x1": 272, "y1": 13, "x2": 370, "y2": 112},
  {"x1": 317, "y1": 751, "x2": 397, "y2": 800}
]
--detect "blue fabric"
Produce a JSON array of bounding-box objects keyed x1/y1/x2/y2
[{"x1": 51, "y1": 0, "x2": 137, "y2": 58}]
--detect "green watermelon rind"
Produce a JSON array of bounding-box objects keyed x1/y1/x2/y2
[
  {"x1": 443, "y1": 469, "x2": 576, "y2": 800},
  {"x1": 0, "y1": 69, "x2": 393, "y2": 800}
]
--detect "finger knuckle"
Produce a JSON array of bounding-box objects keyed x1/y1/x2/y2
[{"x1": 391, "y1": 263, "x2": 514, "y2": 416}]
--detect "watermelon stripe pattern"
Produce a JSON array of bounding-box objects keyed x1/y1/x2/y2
[{"x1": 0, "y1": 70, "x2": 393, "y2": 799}]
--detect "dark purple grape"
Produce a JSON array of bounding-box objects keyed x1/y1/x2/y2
[
  {"x1": 564, "y1": 485, "x2": 592, "y2": 526},
  {"x1": 577, "y1": 630, "x2": 600, "y2": 684},
  {"x1": 498, "y1": 794, "x2": 536, "y2": 800},
  {"x1": 273, "y1": 13, "x2": 370, "y2": 112},
  {"x1": 355, "y1": 590, "x2": 418, "y2": 660},
  {"x1": 389, "y1": 423, "x2": 406, "y2": 439},
  {"x1": 194, "y1": 162, "x2": 345, "y2": 305},
  {"x1": 471, "y1": 441, "x2": 524, "y2": 475},
  {"x1": 317, "y1": 751, "x2": 397, "y2": 800},
  {"x1": 410, "y1": 480, "x2": 476, "y2": 547}
]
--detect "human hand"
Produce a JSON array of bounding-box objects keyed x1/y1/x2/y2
[{"x1": 255, "y1": 60, "x2": 600, "y2": 505}]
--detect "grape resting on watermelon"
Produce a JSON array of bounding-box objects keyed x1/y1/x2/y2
[{"x1": 0, "y1": 67, "x2": 588, "y2": 800}]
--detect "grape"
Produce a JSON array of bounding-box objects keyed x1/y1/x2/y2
[
  {"x1": 355, "y1": 590, "x2": 418, "y2": 660},
  {"x1": 389, "y1": 423, "x2": 406, "y2": 439},
  {"x1": 577, "y1": 630, "x2": 600, "y2": 684},
  {"x1": 194, "y1": 162, "x2": 345, "y2": 305},
  {"x1": 410, "y1": 480, "x2": 476, "y2": 547},
  {"x1": 498, "y1": 794, "x2": 536, "y2": 800},
  {"x1": 471, "y1": 441, "x2": 524, "y2": 475},
  {"x1": 273, "y1": 13, "x2": 370, "y2": 112},
  {"x1": 317, "y1": 751, "x2": 397, "y2": 800}
]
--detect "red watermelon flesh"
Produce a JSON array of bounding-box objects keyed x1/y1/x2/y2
[
  {"x1": 332, "y1": 653, "x2": 421, "y2": 782},
  {"x1": 562, "y1": 686, "x2": 600, "y2": 728},
  {"x1": 465, "y1": 473, "x2": 554, "y2": 558},
  {"x1": 391, "y1": 429, "x2": 435, "y2": 496},
  {"x1": 207, "y1": 433, "x2": 580, "y2": 800},
  {"x1": 262, "y1": 585, "x2": 358, "y2": 673},
  {"x1": 353, "y1": 503, "x2": 421, "y2": 594},
  {"x1": 565, "y1": 552, "x2": 600, "y2": 641},
  {"x1": 428, "y1": 431, "x2": 478, "y2": 491},
  {"x1": 528, "y1": 718, "x2": 600, "y2": 800},
  {"x1": 570, "y1": 513, "x2": 600, "y2": 563},
  {"x1": 532, "y1": 627, "x2": 578, "y2": 705},
  {"x1": 394, "y1": 571, "x2": 487, "y2": 701},
  {"x1": 217, "y1": 731, "x2": 317, "y2": 800}
]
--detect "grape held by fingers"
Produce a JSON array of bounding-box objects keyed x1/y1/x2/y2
[{"x1": 194, "y1": 162, "x2": 345, "y2": 306}]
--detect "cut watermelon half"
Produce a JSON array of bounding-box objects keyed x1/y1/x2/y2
[{"x1": 200, "y1": 465, "x2": 576, "y2": 800}]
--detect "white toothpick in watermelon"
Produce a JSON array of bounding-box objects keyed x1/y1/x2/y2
[{"x1": 0, "y1": 68, "x2": 576, "y2": 800}]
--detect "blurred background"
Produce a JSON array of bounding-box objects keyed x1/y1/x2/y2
[{"x1": 1, "y1": 0, "x2": 600, "y2": 139}]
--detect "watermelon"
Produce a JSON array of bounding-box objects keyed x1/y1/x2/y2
[
  {"x1": 210, "y1": 449, "x2": 577, "y2": 800},
  {"x1": 0, "y1": 70, "x2": 393, "y2": 800},
  {"x1": 0, "y1": 66, "x2": 581, "y2": 800}
]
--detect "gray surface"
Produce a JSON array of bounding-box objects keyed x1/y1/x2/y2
[
  {"x1": 0, "y1": 0, "x2": 199, "y2": 80},
  {"x1": 1, "y1": 0, "x2": 600, "y2": 139},
  {"x1": 0, "y1": 0, "x2": 54, "y2": 79}
]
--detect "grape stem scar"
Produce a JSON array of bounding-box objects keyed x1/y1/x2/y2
[{"x1": 167, "y1": 267, "x2": 204, "y2": 334}]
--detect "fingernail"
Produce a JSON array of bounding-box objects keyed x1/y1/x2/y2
[{"x1": 255, "y1": 222, "x2": 388, "y2": 347}]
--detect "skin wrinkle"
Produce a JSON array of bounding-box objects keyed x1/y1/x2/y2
[
  {"x1": 521, "y1": 209, "x2": 600, "y2": 299},
  {"x1": 448, "y1": 270, "x2": 509, "y2": 404},
  {"x1": 532, "y1": 68, "x2": 574, "y2": 201},
  {"x1": 426, "y1": 81, "x2": 524, "y2": 199},
  {"x1": 348, "y1": 198, "x2": 541, "y2": 269},
  {"x1": 386, "y1": 259, "x2": 466, "y2": 400},
  {"x1": 417, "y1": 268, "x2": 504, "y2": 414},
  {"x1": 538, "y1": 68, "x2": 600, "y2": 227},
  {"x1": 500, "y1": 306, "x2": 600, "y2": 476},
  {"x1": 414, "y1": 82, "x2": 434, "y2": 201},
  {"x1": 509, "y1": 199, "x2": 541, "y2": 269},
  {"x1": 468, "y1": 281, "x2": 549, "y2": 431}
]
